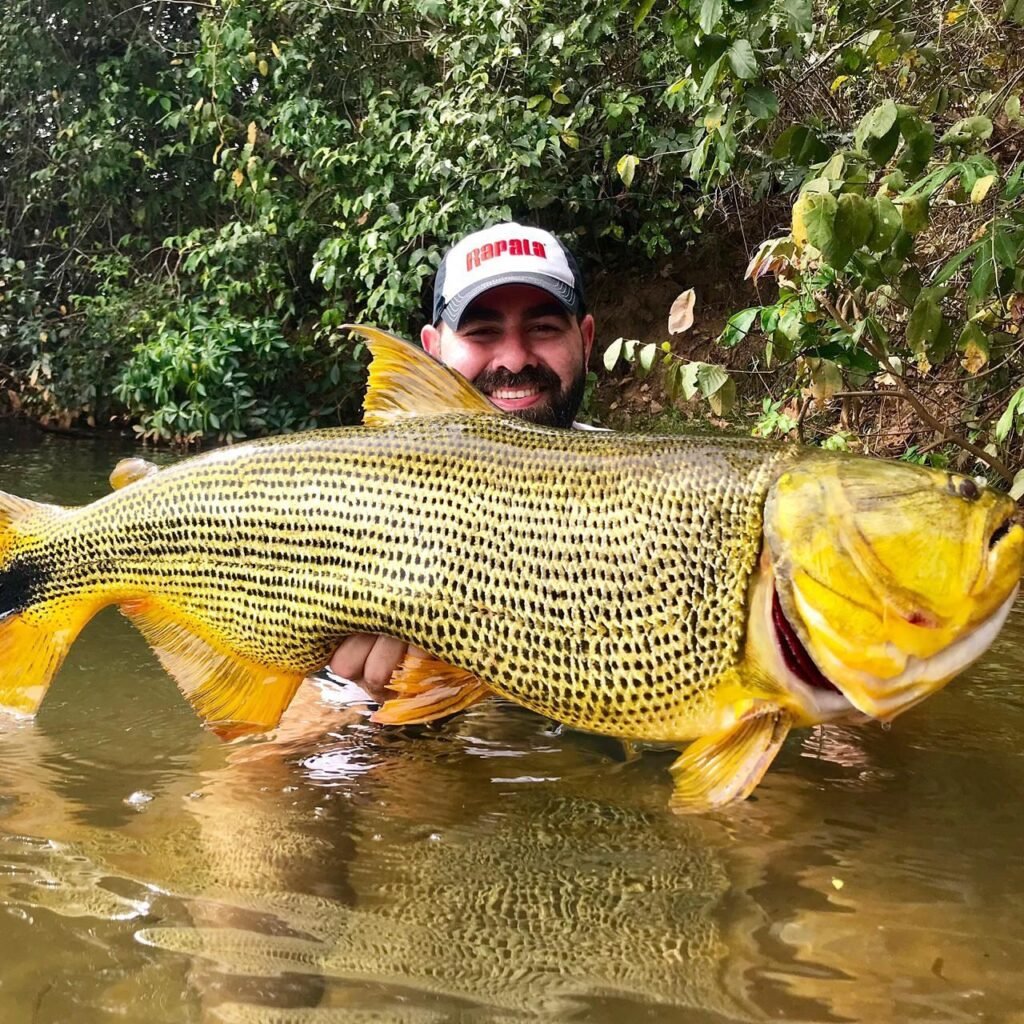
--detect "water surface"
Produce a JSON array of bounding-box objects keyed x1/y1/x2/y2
[{"x1": 0, "y1": 421, "x2": 1022, "y2": 1023}]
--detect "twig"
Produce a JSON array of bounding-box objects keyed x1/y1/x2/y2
[{"x1": 816, "y1": 292, "x2": 1014, "y2": 483}]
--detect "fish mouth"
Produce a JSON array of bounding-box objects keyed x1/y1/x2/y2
[{"x1": 771, "y1": 587, "x2": 843, "y2": 699}]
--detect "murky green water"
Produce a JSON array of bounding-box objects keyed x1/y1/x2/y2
[{"x1": 1, "y1": 420, "x2": 1023, "y2": 1024}]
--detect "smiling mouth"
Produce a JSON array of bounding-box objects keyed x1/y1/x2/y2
[
  {"x1": 489, "y1": 387, "x2": 544, "y2": 401},
  {"x1": 771, "y1": 588, "x2": 841, "y2": 696}
]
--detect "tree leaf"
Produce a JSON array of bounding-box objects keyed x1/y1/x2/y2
[
  {"x1": 854, "y1": 100, "x2": 898, "y2": 150},
  {"x1": 970, "y1": 174, "x2": 996, "y2": 203},
  {"x1": 743, "y1": 86, "x2": 778, "y2": 120},
  {"x1": 906, "y1": 292, "x2": 942, "y2": 356},
  {"x1": 699, "y1": 0, "x2": 723, "y2": 34},
  {"x1": 718, "y1": 307, "x2": 759, "y2": 346},
  {"x1": 868, "y1": 195, "x2": 902, "y2": 252},
  {"x1": 637, "y1": 342, "x2": 659, "y2": 378},
  {"x1": 616, "y1": 153, "x2": 638, "y2": 188},
  {"x1": 995, "y1": 387, "x2": 1024, "y2": 442},
  {"x1": 727, "y1": 39, "x2": 758, "y2": 80},
  {"x1": 633, "y1": 0, "x2": 659, "y2": 30},
  {"x1": 603, "y1": 337, "x2": 624, "y2": 371},
  {"x1": 958, "y1": 321, "x2": 989, "y2": 374},
  {"x1": 668, "y1": 288, "x2": 696, "y2": 334},
  {"x1": 793, "y1": 190, "x2": 837, "y2": 252},
  {"x1": 708, "y1": 376, "x2": 736, "y2": 415},
  {"x1": 1011, "y1": 468, "x2": 1024, "y2": 502},
  {"x1": 696, "y1": 361, "x2": 729, "y2": 398},
  {"x1": 831, "y1": 193, "x2": 873, "y2": 265},
  {"x1": 900, "y1": 194, "x2": 929, "y2": 234}
]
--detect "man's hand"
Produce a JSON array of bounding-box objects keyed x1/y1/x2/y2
[{"x1": 328, "y1": 634, "x2": 422, "y2": 703}]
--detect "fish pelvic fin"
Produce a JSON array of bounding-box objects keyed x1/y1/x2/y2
[
  {"x1": 120, "y1": 599, "x2": 306, "y2": 737},
  {"x1": 344, "y1": 324, "x2": 498, "y2": 426},
  {"x1": 668, "y1": 707, "x2": 792, "y2": 814},
  {"x1": 370, "y1": 652, "x2": 490, "y2": 725},
  {"x1": 0, "y1": 491, "x2": 94, "y2": 716}
]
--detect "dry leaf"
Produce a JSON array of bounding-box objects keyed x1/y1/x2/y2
[
  {"x1": 247, "y1": 121, "x2": 257, "y2": 146},
  {"x1": 668, "y1": 288, "x2": 696, "y2": 334}
]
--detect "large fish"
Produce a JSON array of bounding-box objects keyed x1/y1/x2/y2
[{"x1": 0, "y1": 328, "x2": 1020, "y2": 811}]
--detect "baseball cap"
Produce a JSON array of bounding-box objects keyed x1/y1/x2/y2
[{"x1": 432, "y1": 222, "x2": 585, "y2": 329}]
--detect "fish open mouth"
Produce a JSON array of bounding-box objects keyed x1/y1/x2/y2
[{"x1": 771, "y1": 587, "x2": 842, "y2": 696}]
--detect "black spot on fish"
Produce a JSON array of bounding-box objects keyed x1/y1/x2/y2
[{"x1": 0, "y1": 558, "x2": 48, "y2": 620}]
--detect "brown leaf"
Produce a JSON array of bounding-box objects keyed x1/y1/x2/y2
[{"x1": 668, "y1": 288, "x2": 696, "y2": 334}]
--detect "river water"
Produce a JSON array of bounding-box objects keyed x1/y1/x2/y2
[{"x1": 0, "y1": 420, "x2": 1022, "y2": 1024}]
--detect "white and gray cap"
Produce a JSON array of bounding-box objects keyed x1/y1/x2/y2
[{"x1": 432, "y1": 222, "x2": 586, "y2": 329}]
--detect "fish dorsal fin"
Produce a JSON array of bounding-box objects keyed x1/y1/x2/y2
[
  {"x1": 345, "y1": 324, "x2": 497, "y2": 426},
  {"x1": 120, "y1": 598, "x2": 306, "y2": 737}
]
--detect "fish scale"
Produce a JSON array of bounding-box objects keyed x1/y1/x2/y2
[
  {"x1": 8, "y1": 416, "x2": 789, "y2": 742},
  {"x1": 0, "y1": 326, "x2": 1019, "y2": 811}
]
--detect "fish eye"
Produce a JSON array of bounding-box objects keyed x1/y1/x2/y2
[{"x1": 959, "y1": 478, "x2": 980, "y2": 501}]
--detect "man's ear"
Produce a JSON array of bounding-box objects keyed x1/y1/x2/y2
[
  {"x1": 580, "y1": 313, "x2": 595, "y2": 366},
  {"x1": 421, "y1": 322, "x2": 442, "y2": 359}
]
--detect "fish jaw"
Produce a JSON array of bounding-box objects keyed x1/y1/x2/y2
[{"x1": 800, "y1": 583, "x2": 1018, "y2": 720}]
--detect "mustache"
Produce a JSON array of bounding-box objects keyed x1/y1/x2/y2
[{"x1": 471, "y1": 365, "x2": 561, "y2": 393}]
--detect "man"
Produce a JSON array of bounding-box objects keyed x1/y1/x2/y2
[{"x1": 328, "y1": 222, "x2": 595, "y2": 701}]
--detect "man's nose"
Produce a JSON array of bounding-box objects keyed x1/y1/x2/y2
[{"x1": 494, "y1": 330, "x2": 534, "y2": 373}]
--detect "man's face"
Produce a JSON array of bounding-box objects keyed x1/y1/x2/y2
[{"x1": 421, "y1": 284, "x2": 595, "y2": 428}]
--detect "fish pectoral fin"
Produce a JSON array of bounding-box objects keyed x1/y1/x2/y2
[
  {"x1": 668, "y1": 707, "x2": 792, "y2": 814},
  {"x1": 120, "y1": 599, "x2": 305, "y2": 737},
  {"x1": 370, "y1": 652, "x2": 490, "y2": 725}
]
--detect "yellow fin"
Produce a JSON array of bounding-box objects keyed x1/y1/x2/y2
[
  {"x1": 0, "y1": 605, "x2": 98, "y2": 716},
  {"x1": 370, "y1": 652, "x2": 490, "y2": 725},
  {"x1": 109, "y1": 457, "x2": 158, "y2": 491},
  {"x1": 668, "y1": 708, "x2": 792, "y2": 814},
  {"x1": 120, "y1": 599, "x2": 305, "y2": 737},
  {"x1": 344, "y1": 324, "x2": 497, "y2": 426}
]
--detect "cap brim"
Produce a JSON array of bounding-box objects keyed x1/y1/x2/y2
[{"x1": 439, "y1": 272, "x2": 582, "y2": 329}]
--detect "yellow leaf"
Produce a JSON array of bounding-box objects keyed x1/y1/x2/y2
[
  {"x1": 945, "y1": 5, "x2": 967, "y2": 23},
  {"x1": 247, "y1": 50, "x2": 257, "y2": 64},
  {"x1": 616, "y1": 154, "x2": 638, "y2": 188},
  {"x1": 970, "y1": 174, "x2": 996, "y2": 204},
  {"x1": 830, "y1": 75, "x2": 850, "y2": 92},
  {"x1": 247, "y1": 121, "x2": 257, "y2": 146},
  {"x1": 212, "y1": 141, "x2": 223, "y2": 165},
  {"x1": 271, "y1": 41, "x2": 281, "y2": 59},
  {"x1": 560, "y1": 130, "x2": 580, "y2": 150},
  {"x1": 258, "y1": 59, "x2": 269, "y2": 76},
  {"x1": 193, "y1": 97, "x2": 204, "y2": 112},
  {"x1": 232, "y1": 168, "x2": 244, "y2": 188}
]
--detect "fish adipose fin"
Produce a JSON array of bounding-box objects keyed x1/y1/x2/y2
[
  {"x1": 109, "y1": 457, "x2": 159, "y2": 491},
  {"x1": 0, "y1": 492, "x2": 93, "y2": 715},
  {"x1": 371, "y1": 652, "x2": 490, "y2": 725},
  {"x1": 344, "y1": 324, "x2": 498, "y2": 427},
  {"x1": 668, "y1": 707, "x2": 792, "y2": 814},
  {"x1": 120, "y1": 599, "x2": 306, "y2": 737}
]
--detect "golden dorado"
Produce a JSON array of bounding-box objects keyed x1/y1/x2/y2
[{"x1": 0, "y1": 328, "x2": 1020, "y2": 811}]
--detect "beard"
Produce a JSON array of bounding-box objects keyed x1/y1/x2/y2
[{"x1": 471, "y1": 364, "x2": 586, "y2": 429}]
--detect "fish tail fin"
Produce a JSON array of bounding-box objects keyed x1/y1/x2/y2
[
  {"x1": 0, "y1": 491, "x2": 96, "y2": 716},
  {"x1": 120, "y1": 598, "x2": 307, "y2": 737},
  {"x1": 370, "y1": 653, "x2": 490, "y2": 725}
]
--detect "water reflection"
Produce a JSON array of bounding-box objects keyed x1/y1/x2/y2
[{"x1": 1, "y1": 423, "x2": 1023, "y2": 1023}]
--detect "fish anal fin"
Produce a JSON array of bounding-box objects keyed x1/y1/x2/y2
[
  {"x1": 0, "y1": 602, "x2": 98, "y2": 716},
  {"x1": 344, "y1": 324, "x2": 497, "y2": 426},
  {"x1": 668, "y1": 707, "x2": 792, "y2": 814},
  {"x1": 120, "y1": 599, "x2": 305, "y2": 735},
  {"x1": 370, "y1": 653, "x2": 490, "y2": 725}
]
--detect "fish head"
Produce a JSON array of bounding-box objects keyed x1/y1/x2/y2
[{"x1": 758, "y1": 453, "x2": 1022, "y2": 723}]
